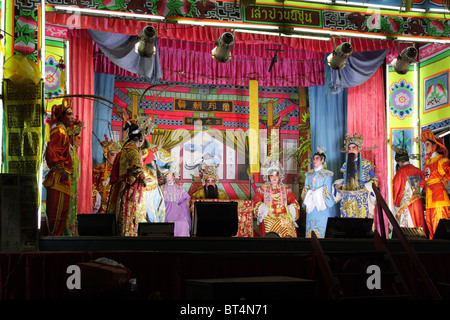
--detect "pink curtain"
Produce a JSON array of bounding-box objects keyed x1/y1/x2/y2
[
  {"x1": 46, "y1": 12, "x2": 398, "y2": 53},
  {"x1": 158, "y1": 38, "x2": 325, "y2": 87},
  {"x1": 69, "y1": 30, "x2": 94, "y2": 214},
  {"x1": 347, "y1": 67, "x2": 389, "y2": 236}
]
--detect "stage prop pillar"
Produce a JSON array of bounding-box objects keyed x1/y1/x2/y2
[{"x1": 249, "y1": 80, "x2": 259, "y2": 180}]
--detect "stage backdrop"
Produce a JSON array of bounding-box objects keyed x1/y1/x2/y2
[{"x1": 109, "y1": 78, "x2": 301, "y2": 200}]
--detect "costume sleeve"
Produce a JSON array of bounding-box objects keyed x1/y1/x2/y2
[
  {"x1": 392, "y1": 170, "x2": 405, "y2": 207},
  {"x1": 323, "y1": 172, "x2": 335, "y2": 208},
  {"x1": 121, "y1": 148, "x2": 145, "y2": 185},
  {"x1": 301, "y1": 173, "x2": 311, "y2": 200},
  {"x1": 154, "y1": 148, "x2": 179, "y2": 173},
  {"x1": 253, "y1": 187, "x2": 265, "y2": 218},
  {"x1": 439, "y1": 157, "x2": 450, "y2": 181},
  {"x1": 45, "y1": 127, "x2": 70, "y2": 172},
  {"x1": 286, "y1": 187, "x2": 300, "y2": 221}
]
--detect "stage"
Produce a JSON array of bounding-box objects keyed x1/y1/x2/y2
[
  {"x1": 1, "y1": 235, "x2": 450, "y2": 301},
  {"x1": 38, "y1": 234, "x2": 450, "y2": 254}
]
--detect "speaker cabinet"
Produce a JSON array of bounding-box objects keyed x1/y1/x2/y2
[
  {"x1": 77, "y1": 214, "x2": 118, "y2": 236},
  {"x1": 434, "y1": 219, "x2": 450, "y2": 240},
  {"x1": 325, "y1": 217, "x2": 374, "y2": 238},
  {"x1": 192, "y1": 201, "x2": 238, "y2": 237},
  {"x1": 138, "y1": 222, "x2": 174, "y2": 237}
]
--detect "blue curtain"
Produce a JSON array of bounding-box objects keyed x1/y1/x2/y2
[
  {"x1": 92, "y1": 72, "x2": 116, "y2": 166},
  {"x1": 308, "y1": 55, "x2": 348, "y2": 217},
  {"x1": 329, "y1": 49, "x2": 388, "y2": 94},
  {"x1": 88, "y1": 29, "x2": 163, "y2": 81}
]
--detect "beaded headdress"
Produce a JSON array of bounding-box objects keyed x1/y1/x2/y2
[
  {"x1": 261, "y1": 155, "x2": 285, "y2": 183},
  {"x1": 200, "y1": 164, "x2": 219, "y2": 185},
  {"x1": 98, "y1": 134, "x2": 120, "y2": 159},
  {"x1": 341, "y1": 133, "x2": 378, "y2": 152}
]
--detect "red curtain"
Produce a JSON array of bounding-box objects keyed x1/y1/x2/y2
[
  {"x1": 347, "y1": 67, "x2": 389, "y2": 235},
  {"x1": 69, "y1": 30, "x2": 94, "y2": 214}
]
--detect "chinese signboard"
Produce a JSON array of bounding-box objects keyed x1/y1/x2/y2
[{"x1": 174, "y1": 98, "x2": 234, "y2": 113}]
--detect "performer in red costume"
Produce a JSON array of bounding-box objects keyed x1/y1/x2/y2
[
  {"x1": 253, "y1": 157, "x2": 300, "y2": 238},
  {"x1": 420, "y1": 129, "x2": 450, "y2": 239},
  {"x1": 392, "y1": 146, "x2": 426, "y2": 234},
  {"x1": 43, "y1": 99, "x2": 75, "y2": 236}
]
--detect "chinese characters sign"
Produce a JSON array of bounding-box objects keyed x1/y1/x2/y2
[
  {"x1": 174, "y1": 98, "x2": 234, "y2": 113},
  {"x1": 184, "y1": 117, "x2": 223, "y2": 126}
]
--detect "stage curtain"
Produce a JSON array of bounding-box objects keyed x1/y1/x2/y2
[
  {"x1": 152, "y1": 129, "x2": 193, "y2": 150},
  {"x1": 347, "y1": 67, "x2": 388, "y2": 236},
  {"x1": 69, "y1": 29, "x2": 94, "y2": 214},
  {"x1": 46, "y1": 12, "x2": 398, "y2": 53},
  {"x1": 329, "y1": 49, "x2": 389, "y2": 94},
  {"x1": 88, "y1": 30, "x2": 163, "y2": 81},
  {"x1": 92, "y1": 72, "x2": 116, "y2": 166},
  {"x1": 158, "y1": 38, "x2": 325, "y2": 87},
  {"x1": 308, "y1": 62, "x2": 348, "y2": 218}
]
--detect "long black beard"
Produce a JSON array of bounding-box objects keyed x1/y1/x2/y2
[
  {"x1": 346, "y1": 153, "x2": 358, "y2": 179},
  {"x1": 205, "y1": 185, "x2": 219, "y2": 199}
]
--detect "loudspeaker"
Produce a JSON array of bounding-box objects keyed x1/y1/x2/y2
[
  {"x1": 193, "y1": 201, "x2": 239, "y2": 237},
  {"x1": 392, "y1": 227, "x2": 427, "y2": 240},
  {"x1": 434, "y1": 219, "x2": 450, "y2": 240},
  {"x1": 138, "y1": 223, "x2": 174, "y2": 237},
  {"x1": 325, "y1": 217, "x2": 374, "y2": 238},
  {"x1": 77, "y1": 214, "x2": 118, "y2": 236}
]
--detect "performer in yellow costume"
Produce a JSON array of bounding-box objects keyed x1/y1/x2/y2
[
  {"x1": 420, "y1": 129, "x2": 450, "y2": 239},
  {"x1": 191, "y1": 164, "x2": 228, "y2": 200},
  {"x1": 253, "y1": 157, "x2": 300, "y2": 238},
  {"x1": 106, "y1": 120, "x2": 147, "y2": 236},
  {"x1": 92, "y1": 136, "x2": 120, "y2": 214}
]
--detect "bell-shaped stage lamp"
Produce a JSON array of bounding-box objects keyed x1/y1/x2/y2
[
  {"x1": 135, "y1": 26, "x2": 157, "y2": 58},
  {"x1": 327, "y1": 42, "x2": 353, "y2": 70},
  {"x1": 392, "y1": 46, "x2": 418, "y2": 74},
  {"x1": 211, "y1": 32, "x2": 235, "y2": 63}
]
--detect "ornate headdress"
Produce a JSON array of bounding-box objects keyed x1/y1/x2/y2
[
  {"x1": 50, "y1": 97, "x2": 73, "y2": 125},
  {"x1": 135, "y1": 114, "x2": 155, "y2": 136},
  {"x1": 421, "y1": 129, "x2": 447, "y2": 156},
  {"x1": 98, "y1": 134, "x2": 120, "y2": 159},
  {"x1": 200, "y1": 164, "x2": 219, "y2": 185},
  {"x1": 341, "y1": 133, "x2": 378, "y2": 152},
  {"x1": 261, "y1": 155, "x2": 285, "y2": 183}
]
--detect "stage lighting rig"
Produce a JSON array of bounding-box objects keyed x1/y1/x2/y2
[
  {"x1": 392, "y1": 46, "x2": 418, "y2": 74},
  {"x1": 327, "y1": 42, "x2": 353, "y2": 70},
  {"x1": 211, "y1": 32, "x2": 235, "y2": 63},
  {"x1": 135, "y1": 26, "x2": 157, "y2": 58}
]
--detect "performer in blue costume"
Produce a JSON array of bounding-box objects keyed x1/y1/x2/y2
[
  {"x1": 141, "y1": 140, "x2": 179, "y2": 223},
  {"x1": 301, "y1": 146, "x2": 336, "y2": 238},
  {"x1": 333, "y1": 133, "x2": 378, "y2": 219}
]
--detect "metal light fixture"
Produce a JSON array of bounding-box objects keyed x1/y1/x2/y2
[
  {"x1": 392, "y1": 46, "x2": 418, "y2": 74},
  {"x1": 211, "y1": 32, "x2": 235, "y2": 63},
  {"x1": 135, "y1": 26, "x2": 157, "y2": 58},
  {"x1": 327, "y1": 42, "x2": 353, "y2": 70}
]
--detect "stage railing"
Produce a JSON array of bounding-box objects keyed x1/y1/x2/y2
[{"x1": 371, "y1": 182, "x2": 442, "y2": 300}]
